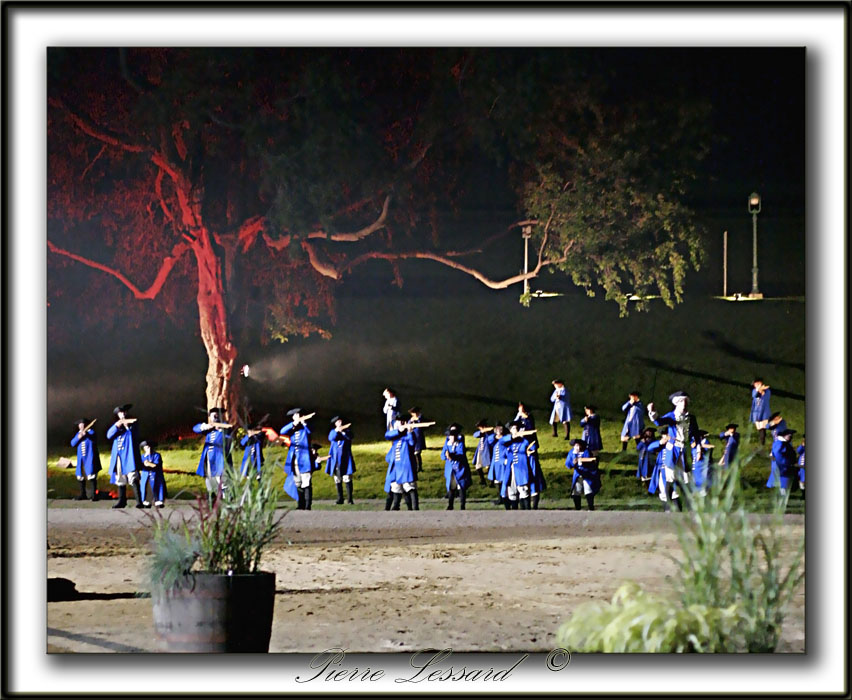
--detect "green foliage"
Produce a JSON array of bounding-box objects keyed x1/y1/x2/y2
[
  {"x1": 144, "y1": 459, "x2": 285, "y2": 595},
  {"x1": 557, "y1": 460, "x2": 804, "y2": 652}
]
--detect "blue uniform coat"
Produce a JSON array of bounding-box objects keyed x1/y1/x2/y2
[
  {"x1": 326, "y1": 428, "x2": 356, "y2": 476},
  {"x1": 240, "y1": 433, "x2": 265, "y2": 477},
  {"x1": 499, "y1": 436, "x2": 533, "y2": 498},
  {"x1": 768, "y1": 439, "x2": 798, "y2": 489},
  {"x1": 797, "y1": 444, "x2": 805, "y2": 485},
  {"x1": 487, "y1": 437, "x2": 509, "y2": 482},
  {"x1": 621, "y1": 400, "x2": 645, "y2": 438},
  {"x1": 565, "y1": 449, "x2": 601, "y2": 495},
  {"x1": 442, "y1": 438, "x2": 472, "y2": 490},
  {"x1": 472, "y1": 430, "x2": 495, "y2": 469},
  {"x1": 690, "y1": 438, "x2": 714, "y2": 490},
  {"x1": 279, "y1": 421, "x2": 312, "y2": 475},
  {"x1": 107, "y1": 420, "x2": 141, "y2": 483},
  {"x1": 384, "y1": 429, "x2": 416, "y2": 491},
  {"x1": 717, "y1": 432, "x2": 740, "y2": 468},
  {"x1": 549, "y1": 387, "x2": 572, "y2": 423},
  {"x1": 635, "y1": 439, "x2": 653, "y2": 480},
  {"x1": 580, "y1": 413, "x2": 603, "y2": 452},
  {"x1": 71, "y1": 428, "x2": 101, "y2": 479},
  {"x1": 193, "y1": 424, "x2": 233, "y2": 478},
  {"x1": 750, "y1": 388, "x2": 772, "y2": 422},
  {"x1": 647, "y1": 440, "x2": 677, "y2": 496},
  {"x1": 141, "y1": 450, "x2": 167, "y2": 501}
]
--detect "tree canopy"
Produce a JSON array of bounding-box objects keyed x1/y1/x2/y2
[{"x1": 48, "y1": 48, "x2": 710, "y2": 412}]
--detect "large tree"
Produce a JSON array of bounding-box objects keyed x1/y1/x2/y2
[{"x1": 48, "y1": 48, "x2": 708, "y2": 418}]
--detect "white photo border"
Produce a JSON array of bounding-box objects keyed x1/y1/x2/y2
[{"x1": 5, "y1": 4, "x2": 846, "y2": 696}]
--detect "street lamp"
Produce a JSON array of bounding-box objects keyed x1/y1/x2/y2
[
  {"x1": 747, "y1": 192, "x2": 762, "y2": 298},
  {"x1": 521, "y1": 224, "x2": 532, "y2": 297}
]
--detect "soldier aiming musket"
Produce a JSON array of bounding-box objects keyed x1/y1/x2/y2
[{"x1": 193, "y1": 407, "x2": 234, "y2": 495}]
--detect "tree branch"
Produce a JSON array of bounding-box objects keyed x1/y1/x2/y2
[
  {"x1": 49, "y1": 97, "x2": 147, "y2": 154},
  {"x1": 47, "y1": 239, "x2": 190, "y2": 300},
  {"x1": 155, "y1": 170, "x2": 175, "y2": 223},
  {"x1": 305, "y1": 195, "x2": 392, "y2": 242},
  {"x1": 340, "y1": 240, "x2": 575, "y2": 290},
  {"x1": 79, "y1": 145, "x2": 107, "y2": 181}
]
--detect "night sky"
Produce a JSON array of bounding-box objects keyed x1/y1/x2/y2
[{"x1": 46, "y1": 47, "x2": 805, "y2": 445}]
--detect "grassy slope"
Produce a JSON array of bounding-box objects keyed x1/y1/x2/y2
[{"x1": 48, "y1": 295, "x2": 804, "y2": 512}]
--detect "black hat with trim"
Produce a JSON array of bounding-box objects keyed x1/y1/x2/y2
[
  {"x1": 113, "y1": 404, "x2": 132, "y2": 415},
  {"x1": 725, "y1": 423, "x2": 739, "y2": 431},
  {"x1": 286, "y1": 407, "x2": 302, "y2": 417},
  {"x1": 571, "y1": 438, "x2": 588, "y2": 449}
]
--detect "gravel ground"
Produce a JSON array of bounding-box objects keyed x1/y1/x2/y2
[{"x1": 46, "y1": 502, "x2": 805, "y2": 654}]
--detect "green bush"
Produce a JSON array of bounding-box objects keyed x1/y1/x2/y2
[{"x1": 557, "y1": 458, "x2": 804, "y2": 652}]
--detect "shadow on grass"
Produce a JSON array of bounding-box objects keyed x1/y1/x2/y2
[
  {"x1": 636, "y1": 357, "x2": 805, "y2": 401},
  {"x1": 701, "y1": 330, "x2": 805, "y2": 372}
]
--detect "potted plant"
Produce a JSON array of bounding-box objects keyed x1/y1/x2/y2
[{"x1": 146, "y1": 459, "x2": 284, "y2": 652}]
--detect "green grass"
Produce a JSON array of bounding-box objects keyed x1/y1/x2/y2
[{"x1": 48, "y1": 295, "x2": 804, "y2": 513}]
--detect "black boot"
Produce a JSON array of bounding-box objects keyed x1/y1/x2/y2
[
  {"x1": 74, "y1": 480, "x2": 86, "y2": 501},
  {"x1": 532, "y1": 494, "x2": 540, "y2": 510},
  {"x1": 403, "y1": 491, "x2": 413, "y2": 510},
  {"x1": 565, "y1": 423, "x2": 571, "y2": 440},
  {"x1": 586, "y1": 494, "x2": 596, "y2": 511},
  {"x1": 446, "y1": 491, "x2": 455, "y2": 510},
  {"x1": 297, "y1": 488, "x2": 306, "y2": 510},
  {"x1": 477, "y1": 470, "x2": 488, "y2": 486},
  {"x1": 520, "y1": 497, "x2": 531, "y2": 510},
  {"x1": 89, "y1": 479, "x2": 98, "y2": 501},
  {"x1": 552, "y1": 423, "x2": 558, "y2": 437},
  {"x1": 572, "y1": 496, "x2": 582, "y2": 511},
  {"x1": 384, "y1": 493, "x2": 393, "y2": 511},
  {"x1": 133, "y1": 479, "x2": 145, "y2": 508},
  {"x1": 459, "y1": 488, "x2": 467, "y2": 510},
  {"x1": 759, "y1": 428, "x2": 766, "y2": 446},
  {"x1": 411, "y1": 489, "x2": 419, "y2": 511},
  {"x1": 346, "y1": 480, "x2": 354, "y2": 504},
  {"x1": 664, "y1": 483, "x2": 676, "y2": 512},
  {"x1": 112, "y1": 485, "x2": 127, "y2": 509},
  {"x1": 304, "y1": 485, "x2": 313, "y2": 510},
  {"x1": 503, "y1": 498, "x2": 511, "y2": 510},
  {"x1": 391, "y1": 492, "x2": 402, "y2": 511},
  {"x1": 621, "y1": 440, "x2": 628, "y2": 452},
  {"x1": 509, "y1": 499, "x2": 519, "y2": 510},
  {"x1": 492, "y1": 483, "x2": 503, "y2": 506},
  {"x1": 335, "y1": 482, "x2": 345, "y2": 505}
]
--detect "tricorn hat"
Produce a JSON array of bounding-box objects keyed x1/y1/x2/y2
[
  {"x1": 778, "y1": 428, "x2": 796, "y2": 437},
  {"x1": 446, "y1": 422, "x2": 463, "y2": 433},
  {"x1": 508, "y1": 419, "x2": 524, "y2": 430},
  {"x1": 408, "y1": 406, "x2": 421, "y2": 415},
  {"x1": 330, "y1": 416, "x2": 342, "y2": 425},
  {"x1": 139, "y1": 440, "x2": 149, "y2": 449},
  {"x1": 629, "y1": 390, "x2": 642, "y2": 397},
  {"x1": 769, "y1": 412, "x2": 782, "y2": 421},
  {"x1": 571, "y1": 438, "x2": 588, "y2": 449},
  {"x1": 725, "y1": 423, "x2": 739, "y2": 431},
  {"x1": 73, "y1": 418, "x2": 88, "y2": 427},
  {"x1": 668, "y1": 391, "x2": 689, "y2": 403},
  {"x1": 286, "y1": 407, "x2": 302, "y2": 417},
  {"x1": 113, "y1": 404, "x2": 132, "y2": 415},
  {"x1": 475, "y1": 418, "x2": 490, "y2": 428},
  {"x1": 208, "y1": 406, "x2": 224, "y2": 415},
  {"x1": 311, "y1": 442, "x2": 322, "y2": 450},
  {"x1": 642, "y1": 426, "x2": 657, "y2": 435}
]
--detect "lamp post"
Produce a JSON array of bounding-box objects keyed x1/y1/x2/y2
[
  {"x1": 521, "y1": 224, "x2": 532, "y2": 297},
  {"x1": 747, "y1": 192, "x2": 762, "y2": 298}
]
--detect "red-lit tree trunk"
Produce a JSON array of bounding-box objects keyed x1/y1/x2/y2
[{"x1": 191, "y1": 233, "x2": 239, "y2": 419}]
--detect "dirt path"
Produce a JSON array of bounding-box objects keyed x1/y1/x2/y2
[{"x1": 46, "y1": 503, "x2": 805, "y2": 653}]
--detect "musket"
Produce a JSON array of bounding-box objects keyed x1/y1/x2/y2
[
  {"x1": 315, "y1": 455, "x2": 331, "y2": 463},
  {"x1": 76, "y1": 418, "x2": 97, "y2": 438},
  {"x1": 518, "y1": 429, "x2": 537, "y2": 437},
  {"x1": 476, "y1": 426, "x2": 495, "y2": 433},
  {"x1": 334, "y1": 423, "x2": 352, "y2": 432},
  {"x1": 406, "y1": 421, "x2": 436, "y2": 429},
  {"x1": 115, "y1": 417, "x2": 138, "y2": 427},
  {"x1": 209, "y1": 421, "x2": 235, "y2": 430},
  {"x1": 295, "y1": 412, "x2": 316, "y2": 424}
]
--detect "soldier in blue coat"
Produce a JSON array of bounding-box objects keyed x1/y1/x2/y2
[
  {"x1": 408, "y1": 407, "x2": 427, "y2": 473},
  {"x1": 620, "y1": 391, "x2": 645, "y2": 451},
  {"x1": 139, "y1": 440, "x2": 166, "y2": 508},
  {"x1": 471, "y1": 419, "x2": 494, "y2": 487},
  {"x1": 499, "y1": 420, "x2": 535, "y2": 510},
  {"x1": 635, "y1": 427, "x2": 656, "y2": 482},
  {"x1": 580, "y1": 405, "x2": 603, "y2": 454},
  {"x1": 487, "y1": 423, "x2": 509, "y2": 507},
  {"x1": 717, "y1": 423, "x2": 740, "y2": 470},
  {"x1": 240, "y1": 422, "x2": 266, "y2": 480},
  {"x1": 280, "y1": 408, "x2": 315, "y2": 510},
  {"x1": 646, "y1": 418, "x2": 684, "y2": 512},
  {"x1": 690, "y1": 430, "x2": 715, "y2": 493},
  {"x1": 71, "y1": 418, "x2": 101, "y2": 501},
  {"x1": 549, "y1": 380, "x2": 572, "y2": 439},
  {"x1": 765, "y1": 412, "x2": 788, "y2": 487},
  {"x1": 749, "y1": 379, "x2": 772, "y2": 446},
  {"x1": 769, "y1": 428, "x2": 799, "y2": 495},
  {"x1": 382, "y1": 388, "x2": 399, "y2": 431},
  {"x1": 194, "y1": 407, "x2": 234, "y2": 496},
  {"x1": 517, "y1": 403, "x2": 546, "y2": 509},
  {"x1": 106, "y1": 404, "x2": 143, "y2": 509},
  {"x1": 442, "y1": 424, "x2": 472, "y2": 510},
  {"x1": 648, "y1": 391, "x2": 700, "y2": 480},
  {"x1": 327, "y1": 416, "x2": 356, "y2": 505},
  {"x1": 565, "y1": 438, "x2": 601, "y2": 510},
  {"x1": 384, "y1": 420, "x2": 419, "y2": 510},
  {"x1": 796, "y1": 435, "x2": 805, "y2": 494}
]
